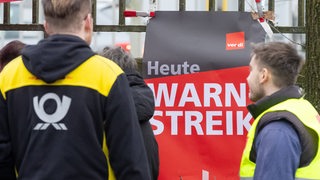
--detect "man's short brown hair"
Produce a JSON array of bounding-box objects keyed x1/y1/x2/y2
[{"x1": 251, "y1": 42, "x2": 304, "y2": 87}]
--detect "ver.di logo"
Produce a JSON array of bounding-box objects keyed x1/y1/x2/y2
[
  {"x1": 33, "y1": 93, "x2": 71, "y2": 130},
  {"x1": 225, "y1": 31, "x2": 245, "y2": 50}
]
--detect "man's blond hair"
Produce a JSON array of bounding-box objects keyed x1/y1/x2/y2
[{"x1": 42, "y1": 0, "x2": 92, "y2": 33}]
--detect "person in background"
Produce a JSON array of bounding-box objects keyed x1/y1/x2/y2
[
  {"x1": 100, "y1": 46, "x2": 159, "y2": 180},
  {"x1": 0, "y1": 40, "x2": 26, "y2": 72},
  {"x1": 0, "y1": 0, "x2": 151, "y2": 179},
  {"x1": 239, "y1": 41, "x2": 320, "y2": 180}
]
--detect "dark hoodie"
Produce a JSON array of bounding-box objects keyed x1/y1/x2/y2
[
  {"x1": 0, "y1": 34, "x2": 151, "y2": 180},
  {"x1": 125, "y1": 68, "x2": 159, "y2": 180},
  {"x1": 22, "y1": 35, "x2": 94, "y2": 83}
]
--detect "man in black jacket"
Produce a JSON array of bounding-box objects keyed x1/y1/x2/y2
[
  {"x1": 0, "y1": 0, "x2": 150, "y2": 179},
  {"x1": 101, "y1": 46, "x2": 160, "y2": 180}
]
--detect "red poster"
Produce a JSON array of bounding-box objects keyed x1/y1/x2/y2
[{"x1": 143, "y1": 12, "x2": 266, "y2": 179}]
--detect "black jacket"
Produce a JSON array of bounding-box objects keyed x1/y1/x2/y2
[
  {"x1": 125, "y1": 68, "x2": 159, "y2": 180},
  {"x1": 0, "y1": 34, "x2": 150, "y2": 180}
]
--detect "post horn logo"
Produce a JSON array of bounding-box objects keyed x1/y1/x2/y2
[{"x1": 33, "y1": 93, "x2": 71, "y2": 130}]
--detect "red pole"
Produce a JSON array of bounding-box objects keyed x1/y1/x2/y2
[{"x1": 255, "y1": 0, "x2": 264, "y2": 22}]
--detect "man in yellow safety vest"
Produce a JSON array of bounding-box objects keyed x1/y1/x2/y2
[{"x1": 240, "y1": 41, "x2": 320, "y2": 180}]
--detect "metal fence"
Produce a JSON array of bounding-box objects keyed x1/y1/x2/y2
[
  {"x1": 0, "y1": 0, "x2": 306, "y2": 70},
  {"x1": 0, "y1": 0, "x2": 305, "y2": 33}
]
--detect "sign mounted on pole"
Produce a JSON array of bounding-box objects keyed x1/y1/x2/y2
[{"x1": 143, "y1": 11, "x2": 266, "y2": 179}]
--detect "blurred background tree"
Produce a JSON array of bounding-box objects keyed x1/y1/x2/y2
[{"x1": 299, "y1": 0, "x2": 320, "y2": 111}]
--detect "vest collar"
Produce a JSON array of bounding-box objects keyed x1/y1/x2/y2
[{"x1": 247, "y1": 85, "x2": 303, "y2": 119}]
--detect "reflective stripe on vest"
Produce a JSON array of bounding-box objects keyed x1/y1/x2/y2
[{"x1": 239, "y1": 98, "x2": 320, "y2": 179}]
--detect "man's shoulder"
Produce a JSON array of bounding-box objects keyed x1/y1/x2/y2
[
  {"x1": 77, "y1": 55, "x2": 124, "y2": 78},
  {"x1": 89, "y1": 55, "x2": 123, "y2": 72},
  {"x1": 257, "y1": 120, "x2": 300, "y2": 144},
  {"x1": 260, "y1": 120, "x2": 298, "y2": 135}
]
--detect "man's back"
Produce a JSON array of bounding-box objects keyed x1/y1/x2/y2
[{"x1": 0, "y1": 35, "x2": 150, "y2": 179}]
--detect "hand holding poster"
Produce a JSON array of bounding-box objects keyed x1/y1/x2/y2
[{"x1": 143, "y1": 11, "x2": 266, "y2": 179}]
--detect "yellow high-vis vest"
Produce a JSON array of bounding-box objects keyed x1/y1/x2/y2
[{"x1": 240, "y1": 98, "x2": 320, "y2": 180}]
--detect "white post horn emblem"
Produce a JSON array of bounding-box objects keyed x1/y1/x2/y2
[{"x1": 33, "y1": 93, "x2": 71, "y2": 130}]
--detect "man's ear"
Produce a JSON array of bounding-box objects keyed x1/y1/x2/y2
[
  {"x1": 84, "y1": 14, "x2": 93, "y2": 44},
  {"x1": 43, "y1": 21, "x2": 51, "y2": 35},
  {"x1": 260, "y1": 67, "x2": 270, "y2": 83},
  {"x1": 84, "y1": 14, "x2": 93, "y2": 32}
]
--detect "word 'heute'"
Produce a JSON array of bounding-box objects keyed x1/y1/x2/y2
[{"x1": 147, "y1": 61, "x2": 200, "y2": 75}]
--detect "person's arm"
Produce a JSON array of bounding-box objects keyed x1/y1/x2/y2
[
  {"x1": 254, "y1": 120, "x2": 301, "y2": 180},
  {"x1": 0, "y1": 92, "x2": 16, "y2": 180},
  {"x1": 104, "y1": 74, "x2": 151, "y2": 180}
]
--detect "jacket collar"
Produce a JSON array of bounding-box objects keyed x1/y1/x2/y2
[{"x1": 247, "y1": 85, "x2": 303, "y2": 119}]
